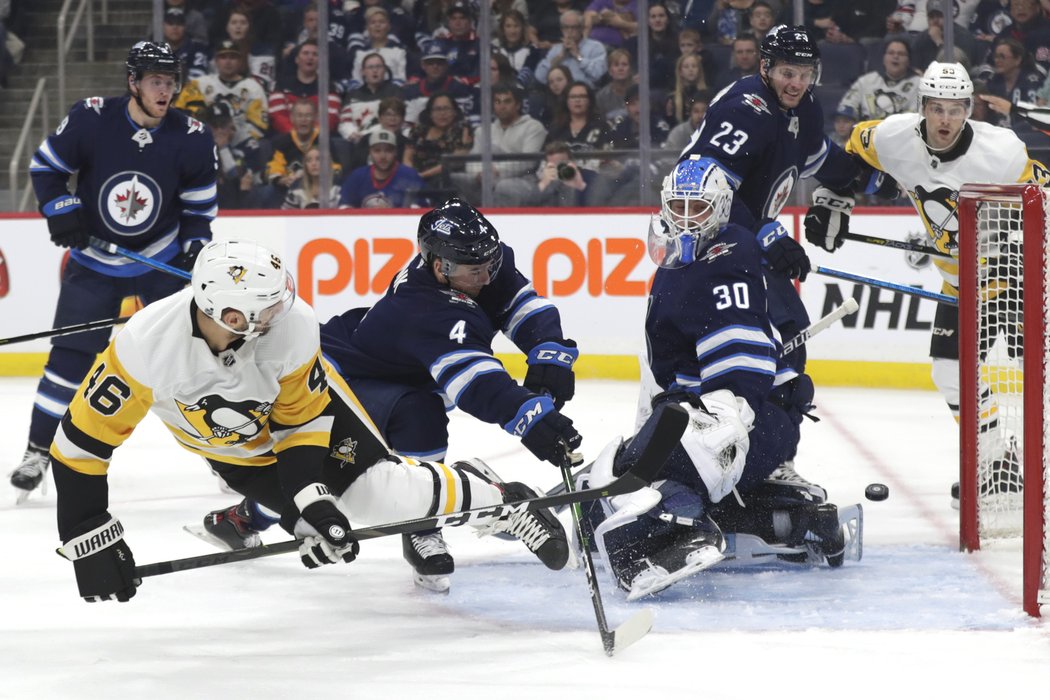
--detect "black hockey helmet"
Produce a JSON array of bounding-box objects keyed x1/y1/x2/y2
[
  {"x1": 126, "y1": 41, "x2": 182, "y2": 85},
  {"x1": 760, "y1": 25, "x2": 820, "y2": 71},
  {"x1": 417, "y1": 197, "x2": 502, "y2": 277}
]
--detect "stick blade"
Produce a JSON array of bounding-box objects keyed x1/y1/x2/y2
[
  {"x1": 625, "y1": 403, "x2": 690, "y2": 485},
  {"x1": 605, "y1": 608, "x2": 654, "y2": 656}
]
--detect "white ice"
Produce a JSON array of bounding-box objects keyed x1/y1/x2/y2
[{"x1": 2, "y1": 378, "x2": 1049, "y2": 699}]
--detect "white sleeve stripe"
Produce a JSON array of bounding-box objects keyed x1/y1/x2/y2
[
  {"x1": 505, "y1": 297, "x2": 554, "y2": 336},
  {"x1": 695, "y1": 326, "x2": 773, "y2": 359},
  {"x1": 182, "y1": 205, "x2": 218, "y2": 219},
  {"x1": 774, "y1": 368, "x2": 799, "y2": 386},
  {"x1": 34, "y1": 392, "x2": 71, "y2": 417},
  {"x1": 699, "y1": 354, "x2": 777, "y2": 381},
  {"x1": 44, "y1": 369, "x2": 82, "y2": 389},
  {"x1": 36, "y1": 141, "x2": 74, "y2": 174},
  {"x1": 501, "y1": 283, "x2": 535, "y2": 315},
  {"x1": 673, "y1": 374, "x2": 703, "y2": 387},
  {"x1": 444, "y1": 359, "x2": 506, "y2": 405},
  {"x1": 53, "y1": 425, "x2": 103, "y2": 463},
  {"x1": 180, "y1": 184, "x2": 218, "y2": 202},
  {"x1": 30, "y1": 157, "x2": 59, "y2": 172},
  {"x1": 430, "y1": 350, "x2": 492, "y2": 380}
]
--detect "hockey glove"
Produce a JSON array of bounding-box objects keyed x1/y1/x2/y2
[
  {"x1": 42, "y1": 195, "x2": 90, "y2": 250},
  {"x1": 804, "y1": 187, "x2": 854, "y2": 252},
  {"x1": 293, "y1": 483, "x2": 359, "y2": 569},
  {"x1": 58, "y1": 513, "x2": 141, "y2": 603},
  {"x1": 757, "y1": 221, "x2": 810, "y2": 281},
  {"x1": 769, "y1": 373, "x2": 817, "y2": 425},
  {"x1": 506, "y1": 395, "x2": 583, "y2": 468},
  {"x1": 524, "y1": 339, "x2": 579, "y2": 409},
  {"x1": 172, "y1": 239, "x2": 207, "y2": 272}
]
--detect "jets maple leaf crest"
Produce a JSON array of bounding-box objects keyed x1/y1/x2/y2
[{"x1": 113, "y1": 176, "x2": 150, "y2": 223}]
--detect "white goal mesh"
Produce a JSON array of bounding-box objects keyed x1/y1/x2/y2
[{"x1": 958, "y1": 184, "x2": 1049, "y2": 618}]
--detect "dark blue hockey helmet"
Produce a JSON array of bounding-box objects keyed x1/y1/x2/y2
[
  {"x1": 126, "y1": 41, "x2": 182, "y2": 86},
  {"x1": 418, "y1": 198, "x2": 503, "y2": 278},
  {"x1": 760, "y1": 25, "x2": 820, "y2": 67}
]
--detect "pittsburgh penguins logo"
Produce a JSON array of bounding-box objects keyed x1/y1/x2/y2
[
  {"x1": 912, "y1": 185, "x2": 959, "y2": 253},
  {"x1": 175, "y1": 395, "x2": 273, "y2": 446},
  {"x1": 97, "y1": 171, "x2": 163, "y2": 237},
  {"x1": 228, "y1": 265, "x2": 248, "y2": 284},
  {"x1": 330, "y1": 437, "x2": 358, "y2": 466}
]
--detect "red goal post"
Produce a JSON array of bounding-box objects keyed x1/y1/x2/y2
[{"x1": 957, "y1": 183, "x2": 1048, "y2": 618}]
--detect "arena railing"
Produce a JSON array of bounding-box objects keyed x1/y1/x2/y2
[
  {"x1": 57, "y1": 0, "x2": 96, "y2": 118},
  {"x1": 8, "y1": 78, "x2": 49, "y2": 212}
]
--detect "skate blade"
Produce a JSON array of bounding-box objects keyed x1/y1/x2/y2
[
  {"x1": 183, "y1": 525, "x2": 262, "y2": 552},
  {"x1": 14, "y1": 488, "x2": 33, "y2": 506},
  {"x1": 626, "y1": 547, "x2": 726, "y2": 602},
  {"x1": 413, "y1": 572, "x2": 451, "y2": 594}
]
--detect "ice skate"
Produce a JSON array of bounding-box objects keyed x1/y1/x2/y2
[
  {"x1": 10, "y1": 443, "x2": 50, "y2": 505},
  {"x1": 403, "y1": 531, "x2": 454, "y2": 594},
  {"x1": 191, "y1": 500, "x2": 263, "y2": 551},
  {"x1": 765, "y1": 461, "x2": 827, "y2": 502},
  {"x1": 478, "y1": 482, "x2": 569, "y2": 570},
  {"x1": 621, "y1": 515, "x2": 726, "y2": 601}
]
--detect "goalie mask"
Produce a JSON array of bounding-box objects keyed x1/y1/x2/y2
[
  {"x1": 192, "y1": 240, "x2": 296, "y2": 341},
  {"x1": 648, "y1": 157, "x2": 733, "y2": 269}
]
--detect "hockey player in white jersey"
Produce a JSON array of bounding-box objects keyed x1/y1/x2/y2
[
  {"x1": 50, "y1": 239, "x2": 567, "y2": 603},
  {"x1": 805, "y1": 61, "x2": 1048, "y2": 503}
]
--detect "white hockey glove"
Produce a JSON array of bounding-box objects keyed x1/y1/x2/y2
[
  {"x1": 804, "y1": 187, "x2": 855, "y2": 252},
  {"x1": 679, "y1": 390, "x2": 754, "y2": 503}
]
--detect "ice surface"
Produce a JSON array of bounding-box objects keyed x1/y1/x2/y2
[{"x1": 2, "y1": 378, "x2": 1049, "y2": 698}]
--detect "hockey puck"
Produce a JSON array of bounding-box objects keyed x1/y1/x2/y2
[{"x1": 865, "y1": 483, "x2": 889, "y2": 501}]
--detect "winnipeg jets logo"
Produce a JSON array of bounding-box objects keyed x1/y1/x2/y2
[
  {"x1": 187, "y1": 118, "x2": 205, "y2": 135},
  {"x1": 131, "y1": 128, "x2": 153, "y2": 149},
  {"x1": 175, "y1": 396, "x2": 273, "y2": 446},
  {"x1": 98, "y1": 171, "x2": 162, "y2": 236},
  {"x1": 331, "y1": 437, "x2": 358, "y2": 465},
  {"x1": 83, "y1": 96, "x2": 105, "y2": 114},
  {"x1": 742, "y1": 93, "x2": 770, "y2": 115},
  {"x1": 431, "y1": 218, "x2": 454, "y2": 235},
  {"x1": 701, "y1": 241, "x2": 736, "y2": 262},
  {"x1": 441, "y1": 288, "x2": 476, "y2": 306},
  {"x1": 227, "y1": 265, "x2": 248, "y2": 285}
]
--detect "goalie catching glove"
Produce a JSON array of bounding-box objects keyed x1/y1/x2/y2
[
  {"x1": 293, "y1": 483, "x2": 360, "y2": 568},
  {"x1": 58, "y1": 513, "x2": 141, "y2": 603},
  {"x1": 678, "y1": 390, "x2": 754, "y2": 503},
  {"x1": 804, "y1": 187, "x2": 854, "y2": 252}
]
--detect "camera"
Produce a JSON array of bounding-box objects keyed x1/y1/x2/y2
[{"x1": 556, "y1": 162, "x2": 577, "y2": 181}]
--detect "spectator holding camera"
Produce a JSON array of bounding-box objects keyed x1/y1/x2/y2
[{"x1": 495, "y1": 141, "x2": 596, "y2": 206}]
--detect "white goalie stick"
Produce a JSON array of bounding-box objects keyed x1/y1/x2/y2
[
  {"x1": 546, "y1": 298, "x2": 861, "y2": 500},
  {"x1": 135, "y1": 405, "x2": 689, "y2": 580}
]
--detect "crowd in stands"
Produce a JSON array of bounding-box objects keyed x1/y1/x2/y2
[{"x1": 137, "y1": 0, "x2": 1050, "y2": 208}]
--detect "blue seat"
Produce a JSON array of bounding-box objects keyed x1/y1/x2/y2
[{"x1": 818, "y1": 40, "x2": 866, "y2": 87}]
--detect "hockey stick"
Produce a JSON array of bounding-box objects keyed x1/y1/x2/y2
[
  {"x1": 134, "y1": 404, "x2": 689, "y2": 579},
  {"x1": 813, "y1": 266, "x2": 956, "y2": 305},
  {"x1": 840, "y1": 232, "x2": 951, "y2": 258},
  {"x1": 544, "y1": 300, "x2": 861, "y2": 501},
  {"x1": 89, "y1": 237, "x2": 192, "y2": 281},
  {"x1": 0, "y1": 315, "x2": 127, "y2": 346}
]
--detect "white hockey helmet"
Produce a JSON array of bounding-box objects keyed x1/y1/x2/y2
[
  {"x1": 191, "y1": 239, "x2": 296, "y2": 340},
  {"x1": 649, "y1": 156, "x2": 734, "y2": 269},
  {"x1": 919, "y1": 61, "x2": 974, "y2": 112}
]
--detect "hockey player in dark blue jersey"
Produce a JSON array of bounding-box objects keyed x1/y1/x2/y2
[
  {"x1": 581, "y1": 158, "x2": 860, "y2": 600},
  {"x1": 9, "y1": 41, "x2": 217, "y2": 502},
  {"x1": 318, "y1": 198, "x2": 581, "y2": 591}
]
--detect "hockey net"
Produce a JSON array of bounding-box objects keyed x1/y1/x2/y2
[{"x1": 958, "y1": 183, "x2": 1049, "y2": 617}]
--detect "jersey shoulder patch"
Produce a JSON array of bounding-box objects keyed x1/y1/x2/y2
[
  {"x1": 439, "y1": 287, "x2": 479, "y2": 308},
  {"x1": 81, "y1": 96, "x2": 106, "y2": 115}
]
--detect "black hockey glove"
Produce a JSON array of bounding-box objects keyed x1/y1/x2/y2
[
  {"x1": 294, "y1": 483, "x2": 359, "y2": 569},
  {"x1": 506, "y1": 395, "x2": 583, "y2": 468},
  {"x1": 769, "y1": 373, "x2": 818, "y2": 425},
  {"x1": 524, "y1": 339, "x2": 578, "y2": 409},
  {"x1": 804, "y1": 187, "x2": 854, "y2": 252},
  {"x1": 42, "y1": 195, "x2": 90, "y2": 250},
  {"x1": 757, "y1": 220, "x2": 810, "y2": 281},
  {"x1": 58, "y1": 513, "x2": 141, "y2": 603},
  {"x1": 172, "y1": 239, "x2": 207, "y2": 273}
]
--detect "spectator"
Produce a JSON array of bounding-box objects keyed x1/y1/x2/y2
[
  {"x1": 403, "y1": 92, "x2": 474, "y2": 189},
  {"x1": 681, "y1": 0, "x2": 721, "y2": 37},
  {"x1": 403, "y1": 44, "x2": 476, "y2": 126},
  {"x1": 829, "y1": 104, "x2": 857, "y2": 147},
  {"x1": 678, "y1": 27, "x2": 719, "y2": 83},
  {"x1": 283, "y1": 146, "x2": 343, "y2": 209},
  {"x1": 176, "y1": 41, "x2": 269, "y2": 147},
  {"x1": 886, "y1": 0, "x2": 930, "y2": 35},
  {"x1": 545, "y1": 80, "x2": 614, "y2": 152},
  {"x1": 347, "y1": 6, "x2": 408, "y2": 84},
  {"x1": 412, "y1": 0, "x2": 462, "y2": 39},
  {"x1": 492, "y1": 0, "x2": 529, "y2": 26},
  {"x1": 528, "y1": 63, "x2": 573, "y2": 126},
  {"x1": 715, "y1": 32, "x2": 760, "y2": 89},
  {"x1": 279, "y1": 2, "x2": 351, "y2": 88},
  {"x1": 432, "y1": 0, "x2": 482, "y2": 83},
  {"x1": 596, "y1": 48, "x2": 635, "y2": 120},
  {"x1": 265, "y1": 99, "x2": 344, "y2": 206},
  {"x1": 489, "y1": 52, "x2": 520, "y2": 86},
  {"x1": 339, "y1": 53, "x2": 406, "y2": 143},
  {"x1": 350, "y1": 96, "x2": 411, "y2": 168},
  {"x1": 533, "y1": 0, "x2": 588, "y2": 50},
  {"x1": 612, "y1": 84, "x2": 672, "y2": 147},
  {"x1": 494, "y1": 9, "x2": 543, "y2": 86},
  {"x1": 164, "y1": 0, "x2": 209, "y2": 45},
  {"x1": 987, "y1": 37, "x2": 1044, "y2": 128},
  {"x1": 970, "y1": 0, "x2": 1013, "y2": 41},
  {"x1": 216, "y1": 5, "x2": 277, "y2": 91},
  {"x1": 268, "y1": 39, "x2": 343, "y2": 133},
  {"x1": 534, "y1": 9, "x2": 609, "y2": 87},
  {"x1": 913, "y1": 0, "x2": 980, "y2": 69},
  {"x1": 995, "y1": 0, "x2": 1050, "y2": 72},
  {"x1": 838, "y1": 38, "x2": 921, "y2": 120},
  {"x1": 666, "y1": 53, "x2": 710, "y2": 125},
  {"x1": 217, "y1": 0, "x2": 283, "y2": 54},
  {"x1": 161, "y1": 8, "x2": 211, "y2": 82},
  {"x1": 500, "y1": 140, "x2": 599, "y2": 206},
  {"x1": 663, "y1": 91, "x2": 711, "y2": 152},
  {"x1": 629, "y1": 1, "x2": 680, "y2": 90},
  {"x1": 747, "y1": 1, "x2": 778, "y2": 41},
  {"x1": 346, "y1": 0, "x2": 415, "y2": 47},
  {"x1": 207, "y1": 102, "x2": 265, "y2": 210},
  {"x1": 709, "y1": 0, "x2": 756, "y2": 44},
  {"x1": 457, "y1": 82, "x2": 548, "y2": 201},
  {"x1": 584, "y1": 0, "x2": 639, "y2": 48},
  {"x1": 342, "y1": 128, "x2": 428, "y2": 206},
  {"x1": 820, "y1": 0, "x2": 896, "y2": 43}
]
